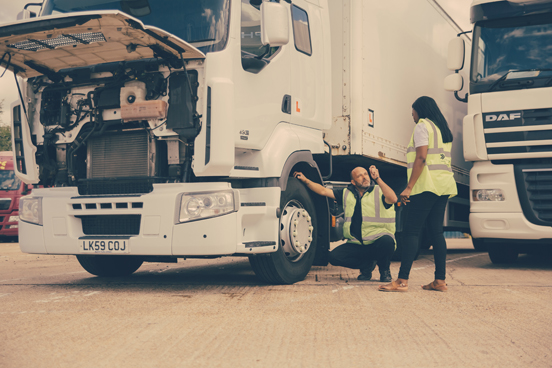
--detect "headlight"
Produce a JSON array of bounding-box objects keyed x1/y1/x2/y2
[
  {"x1": 472, "y1": 189, "x2": 505, "y2": 202},
  {"x1": 19, "y1": 197, "x2": 43, "y2": 225},
  {"x1": 8, "y1": 216, "x2": 19, "y2": 222},
  {"x1": 178, "y1": 190, "x2": 236, "y2": 223}
]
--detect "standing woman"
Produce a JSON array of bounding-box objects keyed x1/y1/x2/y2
[{"x1": 379, "y1": 96, "x2": 457, "y2": 292}]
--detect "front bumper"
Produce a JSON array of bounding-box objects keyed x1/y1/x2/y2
[
  {"x1": 470, "y1": 212, "x2": 552, "y2": 240},
  {"x1": 470, "y1": 161, "x2": 552, "y2": 240},
  {"x1": 19, "y1": 184, "x2": 280, "y2": 256}
]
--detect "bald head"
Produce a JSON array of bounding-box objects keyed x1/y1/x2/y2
[
  {"x1": 350, "y1": 167, "x2": 366, "y2": 180},
  {"x1": 350, "y1": 167, "x2": 371, "y2": 192}
]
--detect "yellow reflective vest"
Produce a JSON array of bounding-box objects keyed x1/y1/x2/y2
[
  {"x1": 342, "y1": 186, "x2": 396, "y2": 246},
  {"x1": 407, "y1": 118, "x2": 457, "y2": 197}
]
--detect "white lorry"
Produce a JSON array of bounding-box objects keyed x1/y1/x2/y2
[
  {"x1": 445, "y1": 0, "x2": 552, "y2": 263},
  {"x1": 2, "y1": 0, "x2": 470, "y2": 284}
]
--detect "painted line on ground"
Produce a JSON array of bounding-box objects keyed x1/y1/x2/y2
[
  {"x1": 332, "y1": 285, "x2": 358, "y2": 293},
  {"x1": 412, "y1": 253, "x2": 485, "y2": 271}
]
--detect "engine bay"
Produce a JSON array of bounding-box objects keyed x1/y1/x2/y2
[{"x1": 27, "y1": 58, "x2": 202, "y2": 194}]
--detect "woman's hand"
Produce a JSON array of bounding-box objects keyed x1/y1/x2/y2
[{"x1": 400, "y1": 187, "x2": 412, "y2": 205}]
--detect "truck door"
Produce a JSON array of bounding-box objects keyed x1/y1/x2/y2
[
  {"x1": 234, "y1": 0, "x2": 292, "y2": 150},
  {"x1": 289, "y1": 0, "x2": 325, "y2": 130}
]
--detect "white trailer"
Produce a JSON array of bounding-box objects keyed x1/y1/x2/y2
[
  {"x1": 445, "y1": 0, "x2": 552, "y2": 263},
  {"x1": 2, "y1": 0, "x2": 470, "y2": 284}
]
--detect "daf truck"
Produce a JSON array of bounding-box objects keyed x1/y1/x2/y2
[
  {"x1": 1, "y1": 0, "x2": 471, "y2": 283},
  {"x1": 445, "y1": 0, "x2": 552, "y2": 263}
]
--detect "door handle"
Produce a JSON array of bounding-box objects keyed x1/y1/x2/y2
[{"x1": 282, "y1": 95, "x2": 291, "y2": 114}]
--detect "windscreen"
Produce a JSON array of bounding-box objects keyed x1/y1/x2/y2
[
  {"x1": 40, "y1": 0, "x2": 231, "y2": 53},
  {"x1": 0, "y1": 170, "x2": 21, "y2": 191},
  {"x1": 471, "y1": 13, "x2": 552, "y2": 93}
]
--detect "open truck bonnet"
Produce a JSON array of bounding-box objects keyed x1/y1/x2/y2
[{"x1": 0, "y1": 10, "x2": 205, "y2": 79}]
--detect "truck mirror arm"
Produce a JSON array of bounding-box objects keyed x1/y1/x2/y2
[{"x1": 454, "y1": 90, "x2": 468, "y2": 103}]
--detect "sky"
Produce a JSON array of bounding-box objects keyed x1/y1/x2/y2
[{"x1": 0, "y1": 0, "x2": 473, "y2": 126}]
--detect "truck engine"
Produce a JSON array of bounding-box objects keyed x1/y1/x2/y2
[{"x1": 28, "y1": 58, "x2": 200, "y2": 195}]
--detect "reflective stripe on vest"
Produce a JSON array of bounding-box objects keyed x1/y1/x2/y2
[
  {"x1": 342, "y1": 186, "x2": 396, "y2": 245},
  {"x1": 406, "y1": 119, "x2": 457, "y2": 197}
]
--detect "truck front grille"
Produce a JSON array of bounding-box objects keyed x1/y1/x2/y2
[
  {"x1": 77, "y1": 177, "x2": 161, "y2": 195},
  {"x1": 0, "y1": 199, "x2": 11, "y2": 210},
  {"x1": 523, "y1": 170, "x2": 552, "y2": 224},
  {"x1": 80, "y1": 215, "x2": 141, "y2": 235},
  {"x1": 484, "y1": 108, "x2": 552, "y2": 160}
]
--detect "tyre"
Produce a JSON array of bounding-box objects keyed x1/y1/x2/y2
[
  {"x1": 488, "y1": 243, "x2": 518, "y2": 264},
  {"x1": 76, "y1": 255, "x2": 143, "y2": 277},
  {"x1": 472, "y1": 238, "x2": 488, "y2": 252},
  {"x1": 249, "y1": 177, "x2": 318, "y2": 284}
]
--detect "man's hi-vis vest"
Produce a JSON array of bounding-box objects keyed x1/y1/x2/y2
[
  {"x1": 407, "y1": 118, "x2": 457, "y2": 197},
  {"x1": 342, "y1": 186, "x2": 396, "y2": 246}
]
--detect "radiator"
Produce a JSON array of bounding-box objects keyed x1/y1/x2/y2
[{"x1": 87, "y1": 130, "x2": 154, "y2": 179}]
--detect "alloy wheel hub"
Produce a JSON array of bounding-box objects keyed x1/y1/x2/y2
[{"x1": 280, "y1": 203, "x2": 314, "y2": 260}]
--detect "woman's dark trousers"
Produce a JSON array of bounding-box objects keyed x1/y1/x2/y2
[{"x1": 398, "y1": 192, "x2": 449, "y2": 280}]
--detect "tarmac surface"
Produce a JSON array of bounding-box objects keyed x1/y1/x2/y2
[{"x1": 1, "y1": 238, "x2": 551, "y2": 367}]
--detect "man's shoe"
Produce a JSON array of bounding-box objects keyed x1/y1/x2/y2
[
  {"x1": 357, "y1": 272, "x2": 372, "y2": 281},
  {"x1": 358, "y1": 260, "x2": 377, "y2": 281},
  {"x1": 380, "y1": 270, "x2": 392, "y2": 282}
]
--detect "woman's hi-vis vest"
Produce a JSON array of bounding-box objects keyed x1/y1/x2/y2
[
  {"x1": 407, "y1": 118, "x2": 457, "y2": 197},
  {"x1": 342, "y1": 186, "x2": 396, "y2": 246}
]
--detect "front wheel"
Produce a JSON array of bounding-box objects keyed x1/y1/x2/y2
[
  {"x1": 249, "y1": 178, "x2": 318, "y2": 284},
  {"x1": 472, "y1": 238, "x2": 488, "y2": 252},
  {"x1": 488, "y1": 243, "x2": 518, "y2": 264},
  {"x1": 76, "y1": 255, "x2": 143, "y2": 277}
]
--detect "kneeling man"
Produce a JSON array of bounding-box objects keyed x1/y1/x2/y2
[{"x1": 294, "y1": 166, "x2": 397, "y2": 282}]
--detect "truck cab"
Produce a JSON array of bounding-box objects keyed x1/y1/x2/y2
[
  {"x1": 2, "y1": 0, "x2": 331, "y2": 283},
  {"x1": 446, "y1": 0, "x2": 552, "y2": 262}
]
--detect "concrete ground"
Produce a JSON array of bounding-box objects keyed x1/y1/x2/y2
[{"x1": 1, "y1": 238, "x2": 551, "y2": 368}]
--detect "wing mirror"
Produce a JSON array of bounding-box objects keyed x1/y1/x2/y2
[
  {"x1": 17, "y1": 3, "x2": 42, "y2": 20},
  {"x1": 444, "y1": 74, "x2": 463, "y2": 92},
  {"x1": 447, "y1": 38, "x2": 465, "y2": 71},
  {"x1": 445, "y1": 37, "x2": 468, "y2": 102},
  {"x1": 261, "y1": 1, "x2": 289, "y2": 47}
]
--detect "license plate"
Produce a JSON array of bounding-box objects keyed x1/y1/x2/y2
[{"x1": 80, "y1": 239, "x2": 130, "y2": 254}]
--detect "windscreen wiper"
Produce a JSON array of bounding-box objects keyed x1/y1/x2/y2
[
  {"x1": 488, "y1": 70, "x2": 518, "y2": 91},
  {"x1": 489, "y1": 69, "x2": 552, "y2": 91}
]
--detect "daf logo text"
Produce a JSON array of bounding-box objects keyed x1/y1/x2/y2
[{"x1": 485, "y1": 113, "x2": 521, "y2": 122}]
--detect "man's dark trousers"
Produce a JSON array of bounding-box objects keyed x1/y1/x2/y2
[{"x1": 328, "y1": 235, "x2": 395, "y2": 274}]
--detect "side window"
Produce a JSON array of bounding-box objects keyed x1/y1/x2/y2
[
  {"x1": 240, "y1": 0, "x2": 280, "y2": 73},
  {"x1": 241, "y1": 0, "x2": 266, "y2": 57},
  {"x1": 291, "y1": 5, "x2": 312, "y2": 56}
]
